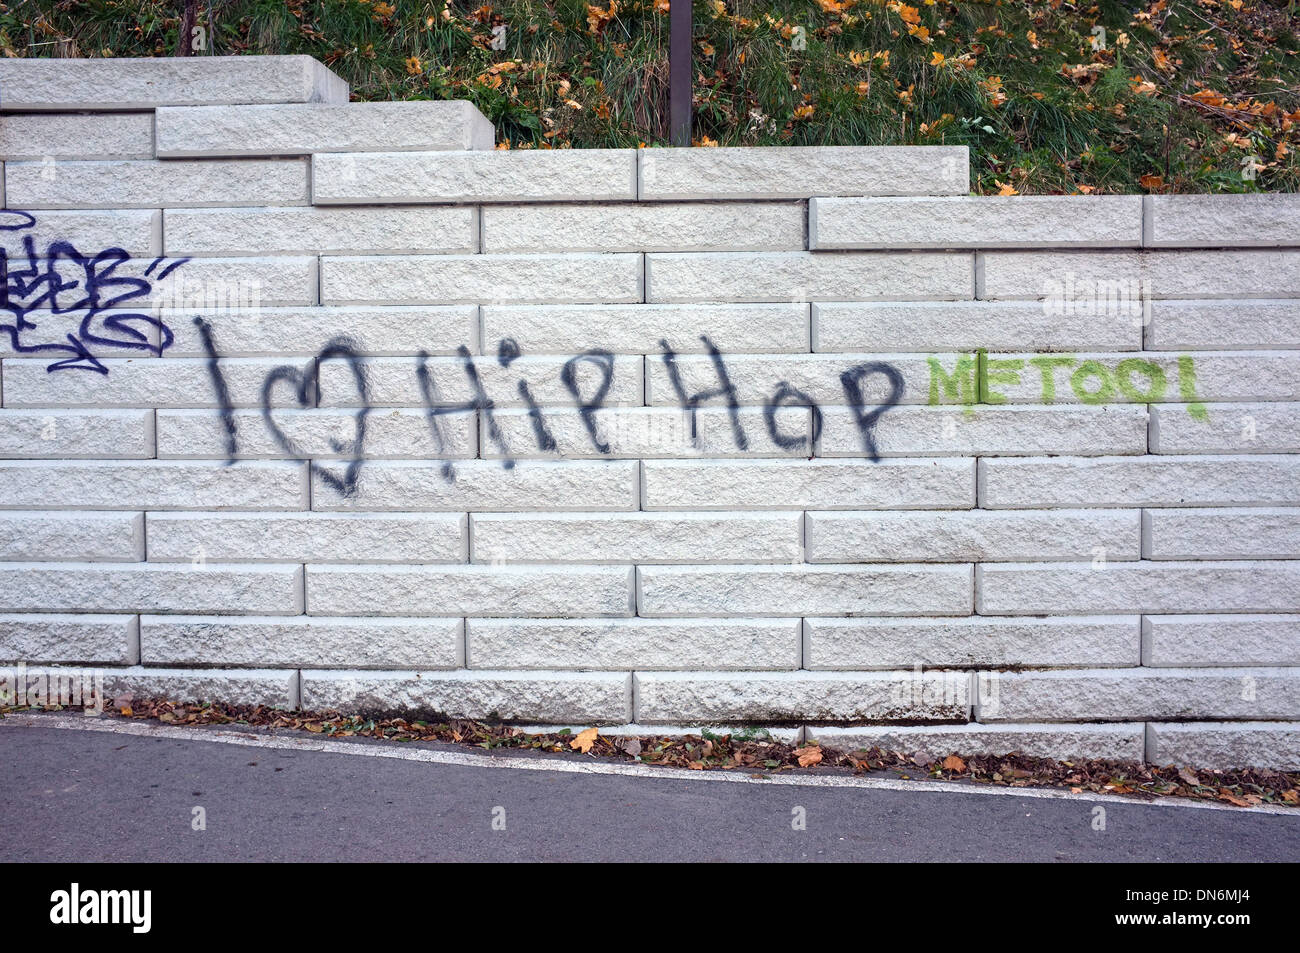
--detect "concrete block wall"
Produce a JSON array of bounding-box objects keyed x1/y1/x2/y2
[{"x1": 1, "y1": 57, "x2": 1298, "y2": 770}]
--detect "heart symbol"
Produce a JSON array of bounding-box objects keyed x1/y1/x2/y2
[{"x1": 260, "y1": 337, "x2": 371, "y2": 497}]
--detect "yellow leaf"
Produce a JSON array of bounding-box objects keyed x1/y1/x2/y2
[
  {"x1": 793, "y1": 104, "x2": 815, "y2": 119},
  {"x1": 995, "y1": 180, "x2": 1019, "y2": 196},
  {"x1": 405, "y1": 56, "x2": 422, "y2": 76},
  {"x1": 930, "y1": 51, "x2": 945, "y2": 66},
  {"x1": 897, "y1": 3, "x2": 921, "y2": 25},
  {"x1": 571, "y1": 726, "x2": 599, "y2": 753}
]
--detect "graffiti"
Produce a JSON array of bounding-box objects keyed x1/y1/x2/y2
[
  {"x1": 928, "y1": 349, "x2": 1207, "y2": 419},
  {"x1": 197, "y1": 330, "x2": 908, "y2": 497},
  {"x1": 0, "y1": 210, "x2": 189, "y2": 374}
]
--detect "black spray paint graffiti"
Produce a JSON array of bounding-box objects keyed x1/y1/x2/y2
[
  {"x1": 1, "y1": 210, "x2": 189, "y2": 373},
  {"x1": 198, "y1": 327, "x2": 905, "y2": 498}
]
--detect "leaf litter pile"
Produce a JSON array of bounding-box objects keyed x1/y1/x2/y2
[{"x1": 6, "y1": 697, "x2": 1297, "y2": 810}]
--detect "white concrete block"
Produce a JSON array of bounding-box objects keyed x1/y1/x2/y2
[
  {"x1": 141, "y1": 615, "x2": 464, "y2": 669},
  {"x1": 145, "y1": 512, "x2": 467, "y2": 563},
  {"x1": 642, "y1": 458, "x2": 975, "y2": 510},
  {"x1": 637, "y1": 563, "x2": 972, "y2": 617},
  {"x1": 307, "y1": 564, "x2": 634, "y2": 617},
  {"x1": 1146, "y1": 722, "x2": 1300, "y2": 770},
  {"x1": 0, "y1": 562, "x2": 303, "y2": 614},
  {"x1": 646, "y1": 251, "x2": 973, "y2": 302},
  {"x1": 0, "y1": 112, "x2": 153, "y2": 159},
  {"x1": 5, "y1": 158, "x2": 309, "y2": 208},
  {"x1": 0, "y1": 409, "x2": 154, "y2": 458},
  {"x1": 805, "y1": 722, "x2": 1146, "y2": 761},
  {"x1": 313, "y1": 148, "x2": 636, "y2": 203},
  {"x1": 1152, "y1": 402, "x2": 1300, "y2": 454},
  {"x1": 1143, "y1": 507, "x2": 1300, "y2": 560},
  {"x1": 0, "y1": 460, "x2": 307, "y2": 510},
  {"x1": 638, "y1": 145, "x2": 969, "y2": 198},
  {"x1": 0, "y1": 614, "x2": 139, "y2": 664},
  {"x1": 1143, "y1": 614, "x2": 1300, "y2": 667},
  {"x1": 977, "y1": 560, "x2": 1300, "y2": 614},
  {"x1": 156, "y1": 100, "x2": 492, "y2": 156},
  {"x1": 1146, "y1": 194, "x2": 1300, "y2": 247},
  {"x1": 806, "y1": 509, "x2": 1139, "y2": 563},
  {"x1": 0, "y1": 55, "x2": 347, "y2": 109},
  {"x1": 804, "y1": 616, "x2": 1139, "y2": 669},
  {"x1": 481, "y1": 201, "x2": 804, "y2": 252},
  {"x1": 467, "y1": 618, "x2": 801, "y2": 670},
  {"x1": 634, "y1": 671, "x2": 973, "y2": 723},
  {"x1": 321, "y1": 253, "x2": 642, "y2": 305},
  {"x1": 812, "y1": 195, "x2": 1142, "y2": 249},
  {"x1": 0, "y1": 511, "x2": 144, "y2": 562},
  {"x1": 300, "y1": 669, "x2": 631, "y2": 722},
  {"x1": 470, "y1": 512, "x2": 802, "y2": 564},
  {"x1": 164, "y1": 205, "x2": 478, "y2": 256}
]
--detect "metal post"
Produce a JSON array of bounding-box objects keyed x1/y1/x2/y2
[{"x1": 669, "y1": 0, "x2": 692, "y2": 146}]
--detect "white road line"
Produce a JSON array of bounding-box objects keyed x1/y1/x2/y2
[{"x1": 4, "y1": 712, "x2": 1297, "y2": 817}]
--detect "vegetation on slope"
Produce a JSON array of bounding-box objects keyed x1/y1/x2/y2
[{"x1": 4, "y1": 0, "x2": 1299, "y2": 192}]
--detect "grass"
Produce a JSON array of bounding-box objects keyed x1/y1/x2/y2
[{"x1": 4, "y1": 0, "x2": 1299, "y2": 193}]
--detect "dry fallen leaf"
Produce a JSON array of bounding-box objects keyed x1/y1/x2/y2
[
  {"x1": 794, "y1": 745, "x2": 823, "y2": 767},
  {"x1": 942, "y1": 754, "x2": 966, "y2": 772},
  {"x1": 571, "y1": 726, "x2": 599, "y2": 753}
]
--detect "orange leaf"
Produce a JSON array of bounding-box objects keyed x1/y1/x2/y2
[
  {"x1": 1139, "y1": 173, "x2": 1165, "y2": 190},
  {"x1": 570, "y1": 726, "x2": 599, "y2": 753},
  {"x1": 942, "y1": 754, "x2": 966, "y2": 772}
]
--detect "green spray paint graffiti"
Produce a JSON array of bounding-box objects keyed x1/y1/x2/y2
[{"x1": 928, "y1": 351, "x2": 1208, "y2": 420}]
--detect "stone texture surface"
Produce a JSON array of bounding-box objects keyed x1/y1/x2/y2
[
  {"x1": 156, "y1": 100, "x2": 493, "y2": 156},
  {"x1": 0, "y1": 562, "x2": 303, "y2": 614},
  {"x1": 141, "y1": 616, "x2": 464, "y2": 669},
  {"x1": 155, "y1": 409, "x2": 477, "y2": 460},
  {"x1": 818, "y1": 405, "x2": 1149, "y2": 458},
  {"x1": 812, "y1": 195, "x2": 1142, "y2": 249},
  {"x1": 0, "y1": 409, "x2": 154, "y2": 459},
  {"x1": 1143, "y1": 507, "x2": 1300, "y2": 560},
  {"x1": 813, "y1": 300, "x2": 1143, "y2": 352},
  {"x1": 1147, "y1": 300, "x2": 1300, "y2": 350},
  {"x1": 646, "y1": 251, "x2": 973, "y2": 302},
  {"x1": 1146, "y1": 194, "x2": 1300, "y2": 247},
  {"x1": 159, "y1": 306, "x2": 479, "y2": 359},
  {"x1": 145, "y1": 512, "x2": 467, "y2": 563},
  {"x1": 638, "y1": 145, "x2": 969, "y2": 198},
  {"x1": 308, "y1": 460, "x2": 638, "y2": 512},
  {"x1": 1146, "y1": 722, "x2": 1300, "y2": 770},
  {"x1": 1151, "y1": 402, "x2": 1300, "y2": 454},
  {"x1": 300, "y1": 670, "x2": 631, "y2": 722},
  {"x1": 5, "y1": 158, "x2": 310, "y2": 209},
  {"x1": 806, "y1": 509, "x2": 1140, "y2": 563},
  {"x1": 1142, "y1": 615, "x2": 1300, "y2": 667},
  {"x1": 634, "y1": 671, "x2": 973, "y2": 723},
  {"x1": 0, "y1": 112, "x2": 154, "y2": 159},
  {"x1": 980, "y1": 668, "x2": 1300, "y2": 722},
  {"x1": 469, "y1": 512, "x2": 801, "y2": 564},
  {"x1": 481, "y1": 303, "x2": 810, "y2": 355},
  {"x1": 0, "y1": 461, "x2": 307, "y2": 510},
  {"x1": 0, "y1": 56, "x2": 347, "y2": 109},
  {"x1": 0, "y1": 511, "x2": 144, "y2": 562},
  {"x1": 164, "y1": 205, "x2": 478, "y2": 256},
  {"x1": 805, "y1": 723, "x2": 1146, "y2": 762},
  {"x1": 313, "y1": 149, "x2": 636, "y2": 203},
  {"x1": 642, "y1": 458, "x2": 975, "y2": 510},
  {"x1": 488, "y1": 406, "x2": 810, "y2": 459},
  {"x1": 482, "y1": 201, "x2": 804, "y2": 253},
  {"x1": 314, "y1": 354, "x2": 643, "y2": 407},
  {"x1": 804, "y1": 616, "x2": 1139, "y2": 669},
  {"x1": 977, "y1": 560, "x2": 1300, "y2": 614},
  {"x1": 101, "y1": 667, "x2": 300, "y2": 709},
  {"x1": 978, "y1": 249, "x2": 1300, "y2": 299},
  {"x1": 307, "y1": 565, "x2": 634, "y2": 617},
  {"x1": 0, "y1": 614, "x2": 139, "y2": 664},
  {"x1": 979, "y1": 454, "x2": 1300, "y2": 508},
  {"x1": 637, "y1": 564, "x2": 972, "y2": 617},
  {"x1": 467, "y1": 618, "x2": 801, "y2": 670},
  {"x1": 0, "y1": 209, "x2": 158, "y2": 257},
  {"x1": 321, "y1": 253, "x2": 643, "y2": 305}
]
